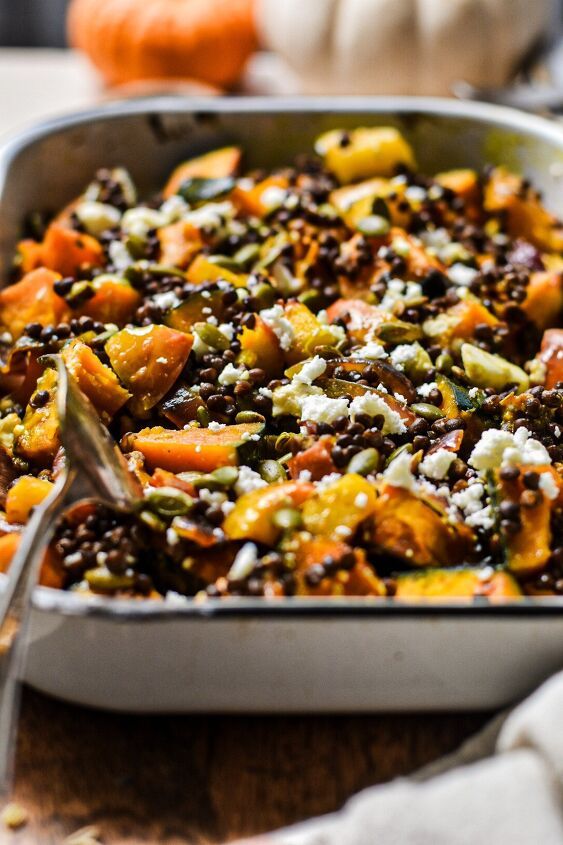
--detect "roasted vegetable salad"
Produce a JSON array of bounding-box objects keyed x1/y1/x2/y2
[{"x1": 0, "y1": 125, "x2": 562, "y2": 601}]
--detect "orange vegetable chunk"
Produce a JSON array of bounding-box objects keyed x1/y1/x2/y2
[
  {"x1": 40, "y1": 222, "x2": 104, "y2": 276},
  {"x1": 0, "y1": 268, "x2": 69, "y2": 340}
]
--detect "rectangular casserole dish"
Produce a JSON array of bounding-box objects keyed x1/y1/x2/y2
[{"x1": 0, "y1": 96, "x2": 562, "y2": 713}]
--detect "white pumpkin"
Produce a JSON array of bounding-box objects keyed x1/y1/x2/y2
[{"x1": 257, "y1": 0, "x2": 554, "y2": 96}]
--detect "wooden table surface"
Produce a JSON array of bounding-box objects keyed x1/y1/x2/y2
[{"x1": 4, "y1": 688, "x2": 491, "y2": 844}]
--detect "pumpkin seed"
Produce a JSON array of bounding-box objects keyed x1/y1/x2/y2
[
  {"x1": 139, "y1": 510, "x2": 167, "y2": 533},
  {"x1": 313, "y1": 345, "x2": 343, "y2": 360},
  {"x1": 207, "y1": 254, "x2": 241, "y2": 272},
  {"x1": 347, "y1": 447, "x2": 380, "y2": 476},
  {"x1": 196, "y1": 406, "x2": 210, "y2": 427},
  {"x1": 461, "y1": 342, "x2": 529, "y2": 393},
  {"x1": 249, "y1": 281, "x2": 276, "y2": 309},
  {"x1": 85, "y1": 567, "x2": 135, "y2": 591},
  {"x1": 410, "y1": 402, "x2": 445, "y2": 422},
  {"x1": 298, "y1": 289, "x2": 324, "y2": 310},
  {"x1": 194, "y1": 322, "x2": 230, "y2": 351},
  {"x1": 210, "y1": 466, "x2": 239, "y2": 488},
  {"x1": 125, "y1": 233, "x2": 149, "y2": 260},
  {"x1": 372, "y1": 197, "x2": 391, "y2": 220},
  {"x1": 376, "y1": 320, "x2": 422, "y2": 343},
  {"x1": 272, "y1": 261, "x2": 301, "y2": 296},
  {"x1": 66, "y1": 281, "x2": 95, "y2": 307},
  {"x1": 234, "y1": 243, "x2": 261, "y2": 268},
  {"x1": 235, "y1": 410, "x2": 266, "y2": 424},
  {"x1": 356, "y1": 215, "x2": 390, "y2": 237},
  {"x1": 146, "y1": 487, "x2": 194, "y2": 518},
  {"x1": 259, "y1": 459, "x2": 287, "y2": 483},
  {"x1": 178, "y1": 176, "x2": 235, "y2": 204},
  {"x1": 435, "y1": 352, "x2": 454, "y2": 374},
  {"x1": 272, "y1": 507, "x2": 303, "y2": 531},
  {"x1": 385, "y1": 443, "x2": 413, "y2": 467}
]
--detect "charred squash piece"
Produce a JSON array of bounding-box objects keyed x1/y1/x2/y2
[
  {"x1": 163, "y1": 147, "x2": 242, "y2": 199},
  {"x1": 294, "y1": 538, "x2": 385, "y2": 597},
  {"x1": 484, "y1": 167, "x2": 563, "y2": 252},
  {"x1": 539, "y1": 328, "x2": 563, "y2": 388},
  {"x1": 124, "y1": 422, "x2": 265, "y2": 473},
  {"x1": 522, "y1": 271, "x2": 563, "y2": 330},
  {"x1": 497, "y1": 465, "x2": 561, "y2": 574},
  {"x1": 158, "y1": 221, "x2": 202, "y2": 268},
  {"x1": 0, "y1": 268, "x2": 69, "y2": 340},
  {"x1": 40, "y1": 222, "x2": 104, "y2": 277},
  {"x1": 372, "y1": 485, "x2": 475, "y2": 567},
  {"x1": 186, "y1": 255, "x2": 248, "y2": 288},
  {"x1": 0, "y1": 532, "x2": 64, "y2": 589},
  {"x1": 283, "y1": 301, "x2": 344, "y2": 365},
  {"x1": 5, "y1": 475, "x2": 54, "y2": 524},
  {"x1": 302, "y1": 474, "x2": 377, "y2": 539},
  {"x1": 164, "y1": 287, "x2": 226, "y2": 334},
  {"x1": 326, "y1": 298, "x2": 390, "y2": 343},
  {"x1": 435, "y1": 375, "x2": 475, "y2": 419},
  {"x1": 232, "y1": 175, "x2": 289, "y2": 217},
  {"x1": 76, "y1": 276, "x2": 141, "y2": 326},
  {"x1": 395, "y1": 567, "x2": 521, "y2": 599},
  {"x1": 224, "y1": 480, "x2": 314, "y2": 545},
  {"x1": 237, "y1": 315, "x2": 283, "y2": 378},
  {"x1": 15, "y1": 367, "x2": 60, "y2": 466},
  {"x1": 160, "y1": 384, "x2": 205, "y2": 427},
  {"x1": 61, "y1": 339, "x2": 130, "y2": 422},
  {"x1": 105, "y1": 325, "x2": 193, "y2": 415},
  {"x1": 288, "y1": 436, "x2": 337, "y2": 482}
]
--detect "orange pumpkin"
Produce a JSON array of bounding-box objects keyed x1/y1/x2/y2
[{"x1": 67, "y1": 0, "x2": 258, "y2": 89}]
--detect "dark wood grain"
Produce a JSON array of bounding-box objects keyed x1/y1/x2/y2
[{"x1": 4, "y1": 688, "x2": 491, "y2": 844}]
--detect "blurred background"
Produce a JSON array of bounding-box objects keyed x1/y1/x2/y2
[{"x1": 0, "y1": 0, "x2": 562, "y2": 136}]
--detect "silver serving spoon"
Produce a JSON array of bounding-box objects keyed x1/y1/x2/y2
[{"x1": 0, "y1": 355, "x2": 142, "y2": 795}]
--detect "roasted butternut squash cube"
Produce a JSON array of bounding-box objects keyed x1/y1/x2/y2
[
  {"x1": 302, "y1": 474, "x2": 377, "y2": 539},
  {"x1": 0, "y1": 268, "x2": 69, "y2": 340},
  {"x1": 224, "y1": 480, "x2": 314, "y2": 545},
  {"x1": 62, "y1": 339, "x2": 130, "y2": 422},
  {"x1": 15, "y1": 367, "x2": 60, "y2": 466}
]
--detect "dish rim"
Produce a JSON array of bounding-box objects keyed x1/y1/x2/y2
[{"x1": 1, "y1": 94, "x2": 563, "y2": 620}]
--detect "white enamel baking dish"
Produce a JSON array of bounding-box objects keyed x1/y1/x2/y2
[{"x1": 0, "y1": 97, "x2": 562, "y2": 712}]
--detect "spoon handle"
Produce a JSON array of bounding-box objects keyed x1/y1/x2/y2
[{"x1": 0, "y1": 469, "x2": 74, "y2": 795}]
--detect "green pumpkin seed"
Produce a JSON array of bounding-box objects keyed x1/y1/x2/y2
[
  {"x1": 67, "y1": 281, "x2": 95, "y2": 308},
  {"x1": 210, "y1": 466, "x2": 239, "y2": 488},
  {"x1": 385, "y1": 443, "x2": 413, "y2": 467},
  {"x1": 85, "y1": 567, "x2": 135, "y2": 591},
  {"x1": 376, "y1": 321, "x2": 423, "y2": 343},
  {"x1": 194, "y1": 322, "x2": 230, "y2": 351},
  {"x1": 146, "y1": 487, "x2": 194, "y2": 518},
  {"x1": 313, "y1": 345, "x2": 343, "y2": 360},
  {"x1": 178, "y1": 176, "x2": 235, "y2": 204},
  {"x1": 235, "y1": 410, "x2": 266, "y2": 424},
  {"x1": 410, "y1": 402, "x2": 445, "y2": 422},
  {"x1": 259, "y1": 459, "x2": 287, "y2": 483},
  {"x1": 356, "y1": 215, "x2": 391, "y2": 237},
  {"x1": 139, "y1": 509, "x2": 167, "y2": 533},
  {"x1": 435, "y1": 352, "x2": 454, "y2": 374},
  {"x1": 206, "y1": 254, "x2": 241, "y2": 272},
  {"x1": 125, "y1": 233, "x2": 149, "y2": 260},
  {"x1": 272, "y1": 262, "x2": 300, "y2": 296},
  {"x1": 249, "y1": 281, "x2": 276, "y2": 309},
  {"x1": 298, "y1": 289, "x2": 324, "y2": 310},
  {"x1": 196, "y1": 406, "x2": 210, "y2": 427},
  {"x1": 272, "y1": 507, "x2": 303, "y2": 531},
  {"x1": 347, "y1": 447, "x2": 380, "y2": 476},
  {"x1": 234, "y1": 243, "x2": 261, "y2": 268}
]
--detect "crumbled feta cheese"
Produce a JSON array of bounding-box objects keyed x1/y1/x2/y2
[
  {"x1": 379, "y1": 279, "x2": 423, "y2": 311},
  {"x1": 156, "y1": 356, "x2": 168, "y2": 364},
  {"x1": 208, "y1": 421, "x2": 227, "y2": 431},
  {"x1": 417, "y1": 381, "x2": 437, "y2": 398},
  {"x1": 260, "y1": 185, "x2": 288, "y2": 210},
  {"x1": 354, "y1": 492, "x2": 368, "y2": 508},
  {"x1": 350, "y1": 342, "x2": 388, "y2": 360},
  {"x1": 218, "y1": 363, "x2": 250, "y2": 386},
  {"x1": 465, "y1": 505, "x2": 495, "y2": 531},
  {"x1": 419, "y1": 448, "x2": 456, "y2": 480},
  {"x1": 166, "y1": 527, "x2": 180, "y2": 546},
  {"x1": 184, "y1": 201, "x2": 234, "y2": 230},
  {"x1": 121, "y1": 206, "x2": 166, "y2": 238},
  {"x1": 218, "y1": 323, "x2": 235, "y2": 341},
  {"x1": 526, "y1": 358, "x2": 547, "y2": 385},
  {"x1": 152, "y1": 290, "x2": 180, "y2": 311},
  {"x1": 389, "y1": 344, "x2": 418, "y2": 371},
  {"x1": 539, "y1": 471, "x2": 559, "y2": 501},
  {"x1": 234, "y1": 466, "x2": 267, "y2": 496},
  {"x1": 419, "y1": 227, "x2": 451, "y2": 250},
  {"x1": 299, "y1": 395, "x2": 350, "y2": 425},
  {"x1": 383, "y1": 450, "x2": 415, "y2": 490},
  {"x1": 74, "y1": 201, "x2": 121, "y2": 236},
  {"x1": 405, "y1": 185, "x2": 426, "y2": 203},
  {"x1": 335, "y1": 525, "x2": 352, "y2": 538},
  {"x1": 108, "y1": 239, "x2": 134, "y2": 272},
  {"x1": 241, "y1": 431, "x2": 260, "y2": 442},
  {"x1": 448, "y1": 263, "x2": 479, "y2": 287},
  {"x1": 272, "y1": 382, "x2": 322, "y2": 417},
  {"x1": 315, "y1": 472, "x2": 342, "y2": 491},
  {"x1": 451, "y1": 481, "x2": 486, "y2": 517},
  {"x1": 391, "y1": 235, "x2": 411, "y2": 257},
  {"x1": 259, "y1": 304, "x2": 295, "y2": 351},
  {"x1": 349, "y1": 393, "x2": 406, "y2": 434},
  {"x1": 159, "y1": 194, "x2": 189, "y2": 222},
  {"x1": 293, "y1": 356, "x2": 327, "y2": 385},
  {"x1": 298, "y1": 470, "x2": 312, "y2": 482},
  {"x1": 469, "y1": 427, "x2": 550, "y2": 472},
  {"x1": 228, "y1": 543, "x2": 259, "y2": 580}
]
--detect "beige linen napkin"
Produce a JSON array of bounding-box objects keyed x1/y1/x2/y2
[{"x1": 236, "y1": 672, "x2": 563, "y2": 845}]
